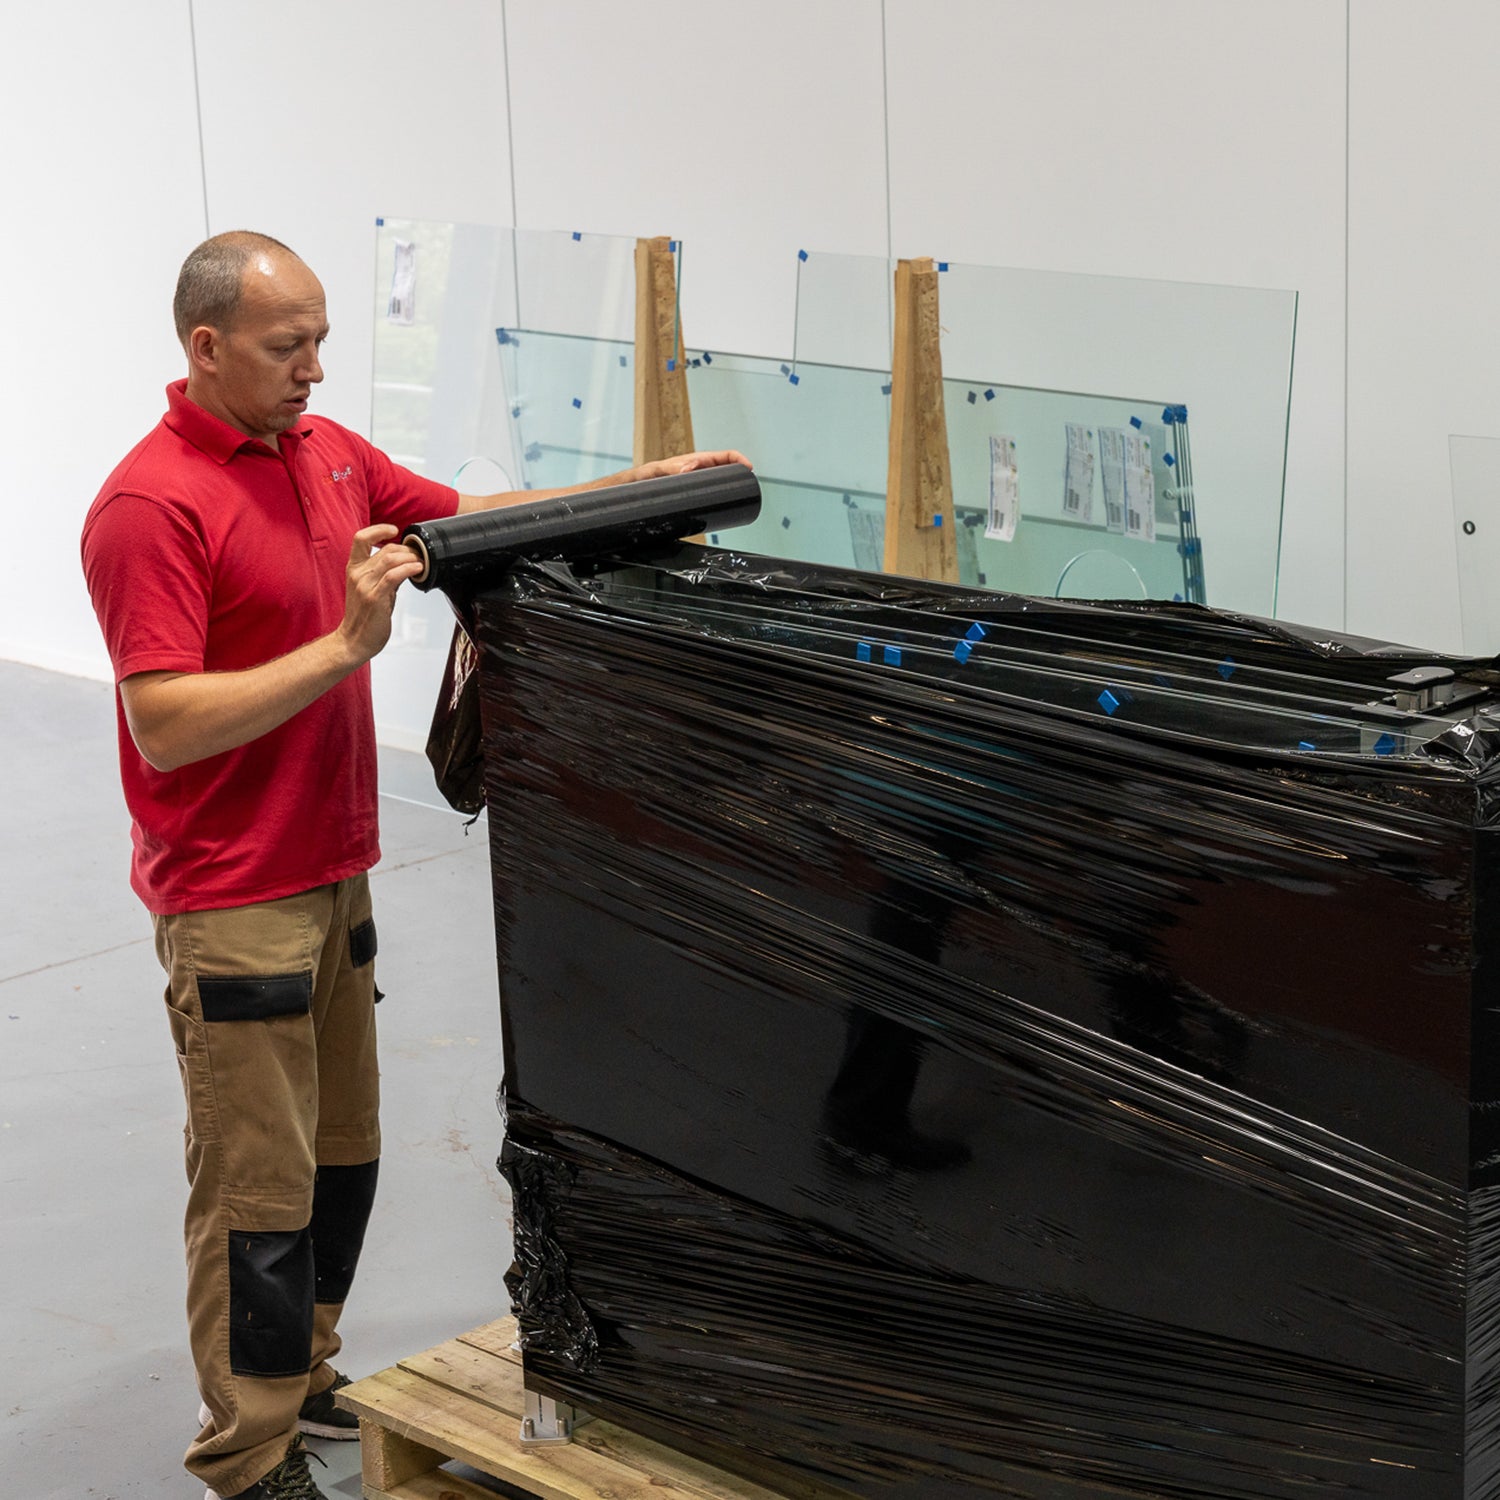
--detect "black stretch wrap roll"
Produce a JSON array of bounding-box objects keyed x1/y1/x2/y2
[{"x1": 404, "y1": 463, "x2": 759, "y2": 597}]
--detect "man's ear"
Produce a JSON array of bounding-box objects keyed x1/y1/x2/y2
[{"x1": 187, "y1": 324, "x2": 220, "y2": 376}]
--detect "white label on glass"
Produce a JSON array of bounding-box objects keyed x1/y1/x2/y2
[
  {"x1": 1099, "y1": 427, "x2": 1127, "y2": 534},
  {"x1": 1063, "y1": 423, "x2": 1096, "y2": 524},
  {"x1": 387, "y1": 240, "x2": 417, "y2": 325},
  {"x1": 986, "y1": 435, "x2": 1019, "y2": 542}
]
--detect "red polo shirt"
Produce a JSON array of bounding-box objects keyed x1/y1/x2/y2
[{"x1": 82, "y1": 381, "x2": 459, "y2": 914}]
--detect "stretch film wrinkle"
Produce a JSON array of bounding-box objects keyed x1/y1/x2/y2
[{"x1": 443, "y1": 553, "x2": 1500, "y2": 1498}]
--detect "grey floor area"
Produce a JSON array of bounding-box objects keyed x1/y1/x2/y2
[{"x1": 2, "y1": 661, "x2": 513, "y2": 1498}]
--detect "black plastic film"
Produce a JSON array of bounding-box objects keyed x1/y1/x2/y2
[
  {"x1": 473, "y1": 550, "x2": 1500, "y2": 1498},
  {"x1": 404, "y1": 463, "x2": 759, "y2": 598}
]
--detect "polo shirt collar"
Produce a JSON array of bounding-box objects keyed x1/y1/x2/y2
[{"x1": 163, "y1": 379, "x2": 314, "y2": 465}]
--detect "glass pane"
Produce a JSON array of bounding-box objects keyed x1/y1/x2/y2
[
  {"x1": 369, "y1": 216, "x2": 519, "y2": 761},
  {"x1": 794, "y1": 251, "x2": 1296, "y2": 617},
  {"x1": 1450, "y1": 434, "x2": 1500, "y2": 654}
]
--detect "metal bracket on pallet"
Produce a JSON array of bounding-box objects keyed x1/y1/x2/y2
[{"x1": 520, "y1": 1388, "x2": 587, "y2": 1445}]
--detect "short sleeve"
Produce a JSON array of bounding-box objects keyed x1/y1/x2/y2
[
  {"x1": 357, "y1": 435, "x2": 460, "y2": 534},
  {"x1": 82, "y1": 492, "x2": 212, "y2": 682}
]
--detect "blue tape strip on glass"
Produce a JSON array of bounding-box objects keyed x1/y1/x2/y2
[
  {"x1": 1374, "y1": 734, "x2": 1397, "y2": 756},
  {"x1": 884, "y1": 646, "x2": 902, "y2": 666},
  {"x1": 1299, "y1": 740, "x2": 1317, "y2": 751},
  {"x1": 937, "y1": 261, "x2": 949, "y2": 271},
  {"x1": 953, "y1": 640, "x2": 973, "y2": 664},
  {"x1": 572, "y1": 398, "x2": 582, "y2": 409},
  {"x1": 667, "y1": 359, "x2": 676, "y2": 372},
  {"x1": 375, "y1": 216, "x2": 385, "y2": 226},
  {"x1": 511, "y1": 404, "x2": 521, "y2": 418},
  {"x1": 1218, "y1": 658, "x2": 1236, "y2": 681},
  {"x1": 856, "y1": 641, "x2": 872, "y2": 662},
  {"x1": 965, "y1": 622, "x2": 987, "y2": 642},
  {"x1": 1164, "y1": 453, "x2": 1176, "y2": 467},
  {"x1": 934, "y1": 514, "x2": 944, "y2": 527},
  {"x1": 789, "y1": 373, "x2": 800, "y2": 386},
  {"x1": 985, "y1": 389, "x2": 995, "y2": 401},
  {"x1": 571, "y1": 231, "x2": 582, "y2": 241},
  {"x1": 798, "y1": 249, "x2": 808, "y2": 262},
  {"x1": 1099, "y1": 690, "x2": 1121, "y2": 715},
  {"x1": 702, "y1": 352, "x2": 713, "y2": 364},
  {"x1": 497, "y1": 328, "x2": 513, "y2": 345},
  {"x1": 669, "y1": 240, "x2": 679, "y2": 253},
  {"x1": 1130, "y1": 416, "x2": 1142, "y2": 429},
  {"x1": 968, "y1": 391, "x2": 977, "y2": 404},
  {"x1": 881, "y1": 383, "x2": 892, "y2": 396}
]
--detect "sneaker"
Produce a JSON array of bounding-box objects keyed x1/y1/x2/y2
[
  {"x1": 297, "y1": 1371, "x2": 359, "y2": 1440},
  {"x1": 204, "y1": 1433, "x2": 328, "y2": 1500}
]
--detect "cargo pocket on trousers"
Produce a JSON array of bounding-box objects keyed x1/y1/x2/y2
[{"x1": 350, "y1": 917, "x2": 384, "y2": 1002}]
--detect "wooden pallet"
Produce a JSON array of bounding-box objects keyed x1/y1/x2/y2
[{"x1": 336, "y1": 1317, "x2": 805, "y2": 1500}]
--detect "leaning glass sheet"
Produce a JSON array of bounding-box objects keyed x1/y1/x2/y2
[{"x1": 463, "y1": 547, "x2": 1500, "y2": 1500}]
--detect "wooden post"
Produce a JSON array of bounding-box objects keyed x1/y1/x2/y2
[
  {"x1": 883, "y1": 257, "x2": 957, "y2": 581},
  {"x1": 633, "y1": 236, "x2": 695, "y2": 465}
]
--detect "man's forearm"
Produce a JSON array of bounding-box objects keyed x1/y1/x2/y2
[
  {"x1": 121, "y1": 630, "x2": 365, "y2": 773},
  {"x1": 456, "y1": 449, "x2": 751, "y2": 515}
]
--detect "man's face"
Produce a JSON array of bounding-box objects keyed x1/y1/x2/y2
[{"x1": 196, "y1": 253, "x2": 329, "y2": 445}]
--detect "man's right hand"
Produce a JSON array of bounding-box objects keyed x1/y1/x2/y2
[{"x1": 337, "y1": 524, "x2": 425, "y2": 666}]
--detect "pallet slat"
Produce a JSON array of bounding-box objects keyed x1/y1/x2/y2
[{"x1": 338, "y1": 1318, "x2": 806, "y2": 1500}]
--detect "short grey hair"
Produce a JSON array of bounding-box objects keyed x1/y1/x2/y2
[{"x1": 173, "y1": 230, "x2": 299, "y2": 346}]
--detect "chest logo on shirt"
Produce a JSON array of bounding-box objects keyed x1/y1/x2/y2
[{"x1": 326, "y1": 465, "x2": 353, "y2": 483}]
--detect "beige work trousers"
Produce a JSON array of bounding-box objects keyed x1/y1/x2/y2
[{"x1": 153, "y1": 874, "x2": 381, "y2": 1497}]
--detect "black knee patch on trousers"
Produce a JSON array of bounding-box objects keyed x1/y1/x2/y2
[
  {"x1": 310, "y1": 1159, "x2": 379, "y2": 1305},
  {"x1": 349, "y1": 918, "x2": 377, "y2": 969},
  {"x1": 227, "y1": 1228, "x2": 315, "y2": 1377}
]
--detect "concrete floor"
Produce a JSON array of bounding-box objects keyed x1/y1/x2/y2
[{"x1": 1, "y1": 661, "x2": 514, "y2": 1498}]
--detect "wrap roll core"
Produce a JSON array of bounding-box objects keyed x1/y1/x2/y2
[{"x1": 404, "y1": 462, "x2": 760, "y2": 596}]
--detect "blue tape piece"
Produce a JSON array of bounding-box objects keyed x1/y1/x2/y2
[
  {"x1": 1130, "y1": 416, "x2": 1143, "y2": 429},
  {"x1": 1099, "y1": 690, "x2": 1121, "y2": 716},
  {"x1": 934, "y1": 514, "x2": 943, "y2": 527},
  {"x1": 967, "y1": 391, "x2": 977, "y2": 404},
  {"x1": 524, "y1": 443, "x2": 542, "y2": 463},
  {"x1": 984, "y1": 388, "x2": 995, "y2": 401},
  {"x1": 798, "y1": 248, "x2": 808, "y2": 262},
  {"x1": 880, "y1": 382, "x2": 892, "y2": 396},
  {"x1": 1374, "y1": 733, "x2": 1397, "y2": 757},
  {"x1": 1217, "y1": 657, "x2": 1236, "y2": 680},
  {"x1": 702, "y1": 351, "x2": 713, "y2": 364},
  {"x1": 1164, "y1": 452, "x2": 1176, "y2": 467},
  {"x1": 691, "y1": 358, "x2": 701, "y2": 368},
  {"x1": 619, "y1": 355, "x2": 628, "y2": 368},
  {"x1": 572, "y1": 397, "x2": 582, "y2": 409},
  {"x1": 666, "y1": 358, "x2": 677, "y2": 372},
  {"x1": 965, "y1": 622, "x2": 986, "y2": 642},
  {"x1": 842, "y1": 493, "x2": 854, "y2": 507},
  {"x1": 953, "y1": 640, "x2": 973, "y2": 664},
  {"x1": 857, "y1": 641, "x2": 872, "y2": 662},
  {"x1": 571, "y1": 231, "x2": 582, "y2": 241},
  {"x1": 496, "y1": 328, "x2": 513, "y2": 345},
  {"x1": 1299, "y1": 740, "x2": 1316, "y2": 751},
  {"x1": 511, "y1": 404, "x2": 521, "y2": 419},
  {"x1": 669, "y1": 239, "x2": 679, "y2": 253},
  {"x1": 789, "y1": 372, "x2": 800, "y2": 386},
  {"x1": 709, "y1": 534, "x2": 719, "y2": 544},
  {"x1": 937, "y1": 261, "x2": 949, "y2": 272},
  {"x1": 1173, "y1": 592, "x2": 1184, "y2": 602},
  {"x1": 883, "y1": 645, "x2": 902, "y2": 666},
  {"x1": 780, "y1": 363, "x2": 790, "y2": 375},
  {"x1": 1162, "y1": 404, "x2": 1188, "y2": 424},
  {"x1": 781, "y1": 516, "x2": 791, "y2": 529},
  {"x1": 375, "y1": 216, "x2": 385, "y2": 226}
]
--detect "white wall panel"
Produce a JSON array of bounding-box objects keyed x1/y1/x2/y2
[
  {"x1": 0, "y1": 5, "x2": 205, "y2": 679},
  {"x1": 190, "y1": 0, "x2": 511, "y2": 439},
  {"x1": 504, "y1": 0, "x2": 889, "y2": 360},
  {"x1": 1347, "y1": 1, "x2": 1500, "y2": 651},
  {"x1": 884, "y1": 0, "x2": 1348, "y2": 633}
]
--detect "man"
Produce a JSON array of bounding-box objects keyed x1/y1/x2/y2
[{"x1": 81, "y1": 230, "x2": 746, "y2": 1500}]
